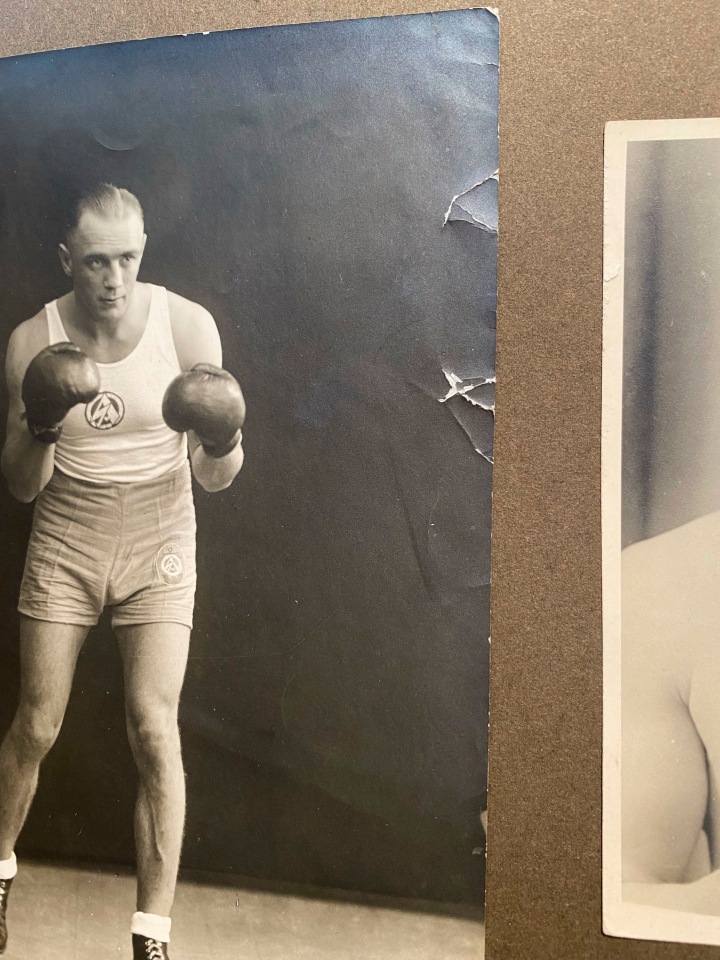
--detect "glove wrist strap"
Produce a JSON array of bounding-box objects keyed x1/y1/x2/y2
[
  {"x1": 26, "y1": 419, "x2": 62, "y2": 445},
  {"x1": 200, "y1": 428, "x2": 242, "y2": 460}
]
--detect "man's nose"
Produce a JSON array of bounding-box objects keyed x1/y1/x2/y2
[{"x1": 104, "y1": 262, "x2": 123, "y2": 289}]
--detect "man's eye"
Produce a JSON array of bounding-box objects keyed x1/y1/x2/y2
[{"x1": 122, "y1": 255, "x2": 134, "y2": 263}]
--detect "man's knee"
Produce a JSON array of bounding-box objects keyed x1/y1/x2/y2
[
  {"x1": 10, "y1": 706, "x2": 63, "y2": 763},
  {"x1": 126, "y1": 707, "x2": 181, "y2": 773}
]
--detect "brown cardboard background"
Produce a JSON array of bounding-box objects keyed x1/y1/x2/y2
[{"x1": 1, "y1": 1, "x2": 719, "y2": 958}]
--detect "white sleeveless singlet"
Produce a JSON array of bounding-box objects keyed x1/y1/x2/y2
[{"x1": 47, "y1": 284, "x2": 188, "y2": 484}]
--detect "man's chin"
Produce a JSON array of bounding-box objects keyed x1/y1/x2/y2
[{"x1": 96, "y1": 296, "x2": 127, "y2": 318}]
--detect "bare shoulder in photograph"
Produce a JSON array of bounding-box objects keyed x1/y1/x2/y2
[
  {"x1": 0, "y1": 10, "x2": 497, "y2": 960},
  {"x1": 603, "y1": 116, "x2": 720, "y2": 947}
]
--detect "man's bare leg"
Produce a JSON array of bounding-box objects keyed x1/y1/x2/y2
[
  {"x1": 116, "y1": 622, "x2": 190, "y2": 918},
  {"x1": 0, "y1": 617, "x2": 88, "y2": 857},
  {"x1": 0, "y1": 617, "x2": 87, "y2": 954}
]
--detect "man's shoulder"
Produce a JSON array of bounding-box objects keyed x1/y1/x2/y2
[
  {"x1": 162, "y1": 289, "x2": 221, "y2": 369},
  {"x1": 623, "y1": 512, "x2": 720, "y2": 636},
  {"x1": 7, "y1": 309, "x2": 49, "y2": 365},
  {"x1": 623, "y1": 512, "x2": 720, "y2": 579},
  {"x1": 164, "y1": 289, "x2": 215, "y2": 328}
]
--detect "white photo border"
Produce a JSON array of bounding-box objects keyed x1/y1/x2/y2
[{"x1": 603, "y1": 115, "x2": 720, "y2": 947}]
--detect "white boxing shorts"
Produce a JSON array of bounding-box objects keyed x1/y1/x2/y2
[{"x1": 18, "y1": 461, "x2": 196, "y2": 629}]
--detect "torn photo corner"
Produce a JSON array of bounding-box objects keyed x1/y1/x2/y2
[
  {"x1": 0, "y1": 7, "x2": 497, "y2": 959},
  {"x1": 603, "y1": 116, "x2": 720, "y2": 947}
]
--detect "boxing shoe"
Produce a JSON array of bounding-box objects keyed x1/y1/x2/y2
[
  {"x1": 132, "y1": 933, "x2": 170, "y2": 959},
  {"x1": 0, "y1": 877, "x2": 12, "y2": 954}
]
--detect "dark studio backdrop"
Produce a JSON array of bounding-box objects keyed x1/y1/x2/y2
[
  {"x1": 0, "y1": 10, "x2": 497, "y2": 905},
  {"x1": 623, "y1": 137, "x2": 720, "y2": 548}
]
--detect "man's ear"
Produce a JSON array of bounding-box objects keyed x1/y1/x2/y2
[
  {"x1": 58, "y1": 243, "x2": 73, "y2": 277},
  {"x1": 141, "y1": 233, "x2": 148, "y2": 256}
]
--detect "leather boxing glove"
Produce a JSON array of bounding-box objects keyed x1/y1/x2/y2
[
  {"x1": 22, "y1": 342, "x2": 101, "y2": 444},
  {"x1": 162, "y1": 363, "x2": 245, "y2": 458}
]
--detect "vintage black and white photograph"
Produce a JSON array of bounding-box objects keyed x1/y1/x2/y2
[
  {"x1": 0, "y1": 10, "x2": 497, "y2": 959},
  {"x1": 603, "y1": 117, "x2": 720, "y2": 946}
]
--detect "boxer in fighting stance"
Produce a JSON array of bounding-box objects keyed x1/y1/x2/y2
[{"x1": 0, "y1": 183, "x2": 245, "y2": 959}]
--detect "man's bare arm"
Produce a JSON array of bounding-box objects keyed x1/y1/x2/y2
[
  {"x1": 621, "y1": 537, "x2": 717, "y2": 913},
  {"x1": 1, "y1": 324, "x2": 56, "y2": 503},
  {"x1": 168, "y1": 294, "x2": 244, "y2": 493}
]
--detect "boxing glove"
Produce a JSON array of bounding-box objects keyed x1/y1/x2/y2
[
  {"x1": 162, "y1": 363, "x2": 245, "y2": 458},
  {"x1": 22, "y1": 342, "x2": 101, "y2": 444}
]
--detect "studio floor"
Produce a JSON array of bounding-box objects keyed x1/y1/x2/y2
[{"x1": 3, "y1": 861, "x2": 485, "y2": 960}]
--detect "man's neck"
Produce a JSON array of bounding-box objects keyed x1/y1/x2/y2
[
  {"x1": 61, "y1": 284, "x2": 148, "y2": 342},
  {"x1": 56, "y1": 284, "x2": 151, "y2": 364}
]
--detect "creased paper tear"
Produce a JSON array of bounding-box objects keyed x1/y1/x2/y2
[
  {"x1": 463, "y1": 383, "x2": 495, "y2": 412},
  {"x1": 439, "y1": 369, "x2": 496, "y2": 411},
  {"x1": 439, "y1": 369, "x2": 495, "y2": 461},
  {"x1": 443, "y1": 170, "x2": 498, "y2": 233}
]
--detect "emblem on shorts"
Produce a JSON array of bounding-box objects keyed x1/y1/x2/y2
[
  {"x1": 85, "y1": 391, "x2": 125, "y2": 430},
  {"x1": 155, "y1": 542, "x2": 185, "y2": 585}
]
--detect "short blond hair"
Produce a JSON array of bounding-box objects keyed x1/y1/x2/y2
[{"x1": 65, "y1": 183, "x2": 144, "y2": 241}]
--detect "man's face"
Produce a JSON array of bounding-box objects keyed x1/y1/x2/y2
[{"x1": 60, "y1": 208, "x2": 147, "y2": 324}]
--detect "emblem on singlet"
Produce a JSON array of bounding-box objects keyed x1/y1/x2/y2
[
  {"x1": 155, "y1": 542, "x2": 185, "y2": 585},
  {"x1": 85, "y1": 391, "x2": 125, "y2": 430}
]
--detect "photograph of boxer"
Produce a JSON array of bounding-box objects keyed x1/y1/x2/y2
[
  {"x1": 0, "y1": 10, "x2": 496, "y2": 959},
  {"x1": 0, "y1": 183, "x2": 245, "y2": 960}
]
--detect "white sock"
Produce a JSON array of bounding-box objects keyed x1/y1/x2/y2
[
  {"x1": 0, "y1": 853, "x2": 17, "y2": 881},
  {"x1": 131, "y1": 911, "x2": 171, "y2": 943}
]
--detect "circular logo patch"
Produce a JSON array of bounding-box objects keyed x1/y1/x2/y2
[
  {"x1": 86, "y1": 391, "x2": 125, "y2": 430},
  {"x1": 155, "y1": 542, "x2": 185, "y2": 585}
]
